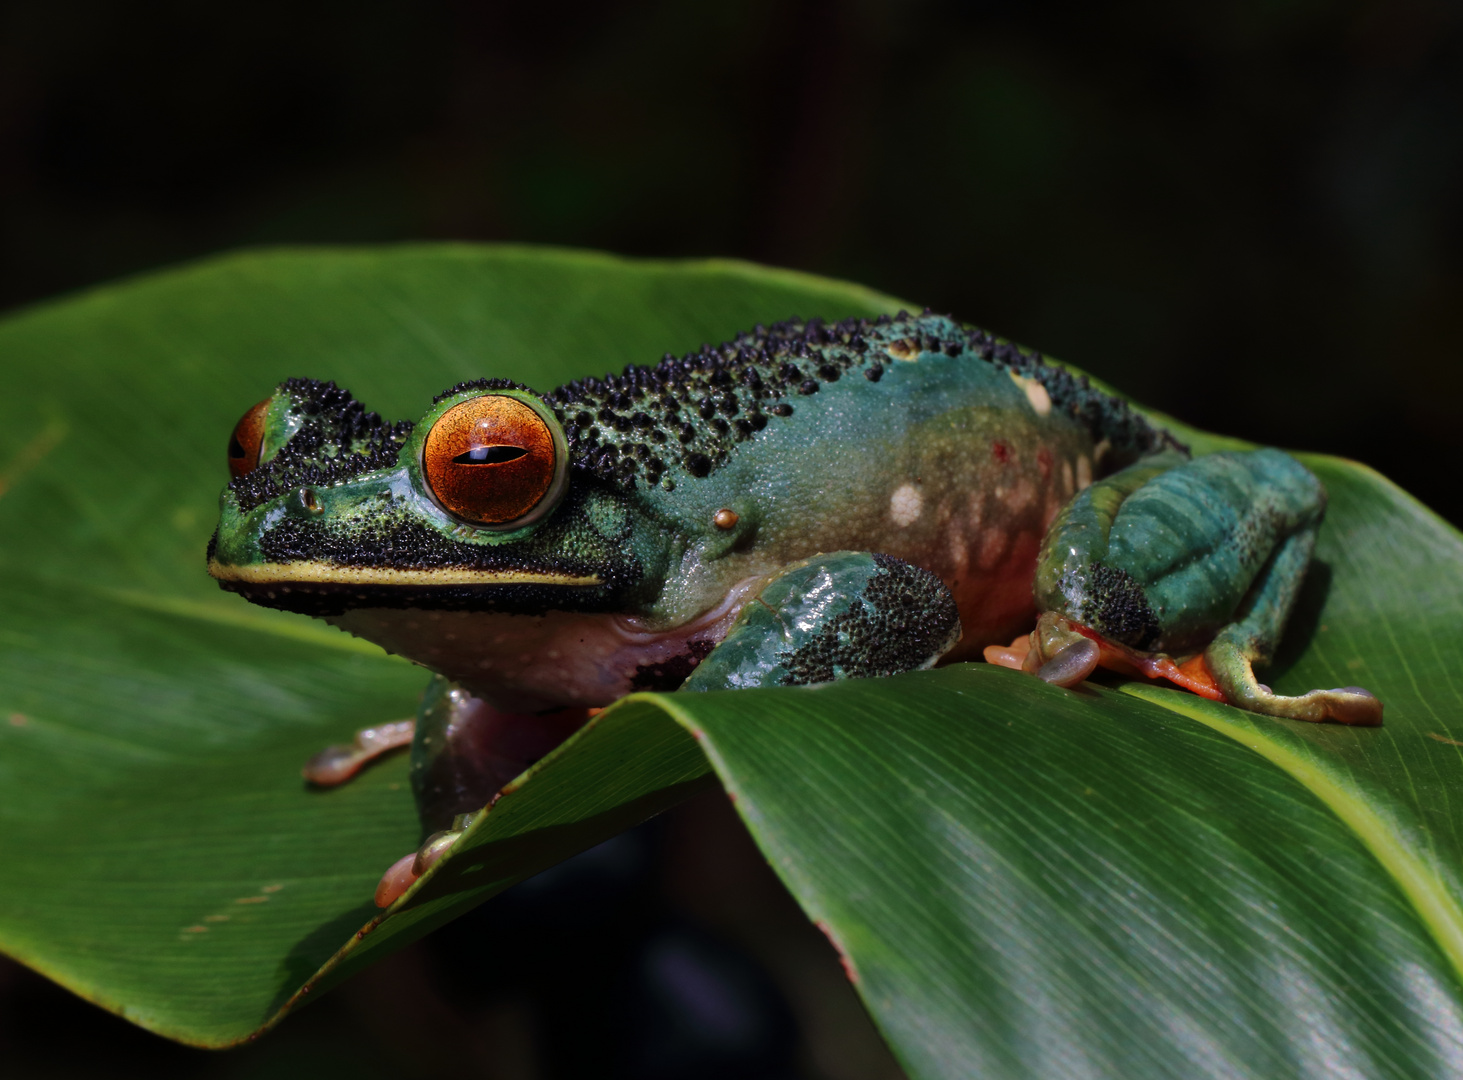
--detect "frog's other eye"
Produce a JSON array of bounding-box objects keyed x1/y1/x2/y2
[
  {"x1": 227, "y1": 399, "x2": 271, "y2": 479},
  {"x1": 423, "y1": 394, "x2": 567, "y2": 527}
]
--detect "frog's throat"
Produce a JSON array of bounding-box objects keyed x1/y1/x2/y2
[{"x1": 206, "y1": 558, "x2": 603, "y2": 588}]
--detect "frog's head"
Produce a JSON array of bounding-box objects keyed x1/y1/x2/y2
[{"x1": 207, "y1": 379, "x2": 655, "y2": 618}]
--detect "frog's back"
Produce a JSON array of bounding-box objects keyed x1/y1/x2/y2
[
  {"x1": 451, "y1": 310, "x2": 1183, "y2": 650},
  {"x1": 501, "y1": 311, "x2": 1179, "y2": 495}
]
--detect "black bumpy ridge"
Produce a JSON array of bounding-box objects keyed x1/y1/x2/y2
[
  {"x1": 537, "y1": 311, "x2": 1184, "y2": 490},
  {"x1": 228, "y1": 312, "x2": 1184, "y2": 514}
]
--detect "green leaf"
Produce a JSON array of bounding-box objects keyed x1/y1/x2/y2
[{"x1": 3, "y1": 245, "x2": 1462, "y2": 1078}]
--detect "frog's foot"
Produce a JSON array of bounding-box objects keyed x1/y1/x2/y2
[
  {"x1": 1205, "y1": 636, "x2": 1383, "y2": 726},
  {"x1": 984, "y1": 625, "x2": 1102, "y2": 688},
  {"x1": 982, "y1": 634, "x2": 1032, "y2": 671},
  {"x1": 1029, "y1": 448, "x2": 1385, "y2": 724},
  {"x1": 1012, "y1": 613, "x2": 1383, "y2": 725},
  {"x1": 374, "y1": 811, "x2": 483, "y2": 908},
  {"x1": 1013, "y1": 612, "x2": 1228, "y2": 697},
  {"x1": 302, "y1": 719, "x2": 415, "y2": 786}
]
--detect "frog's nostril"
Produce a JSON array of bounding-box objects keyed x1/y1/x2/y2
[{"x1": 299, "y1": 488, "x2": 322, "y2": 514}]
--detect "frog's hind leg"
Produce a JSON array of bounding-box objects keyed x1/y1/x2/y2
[
  {"x1": 373, "y1": 676, "x2": 592, "y2": 908},
  {"x1": 1028, "y1": 448, "x2": 1382, "y2": 725}
]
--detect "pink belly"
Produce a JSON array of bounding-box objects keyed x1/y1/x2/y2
[{"x1": 327, "y1": 578, "x2": 761, "y2": 711}]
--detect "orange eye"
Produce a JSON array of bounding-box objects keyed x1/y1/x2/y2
[
  {"x1": 228, "y1": 399, "x2": 270, "y2": 479},
  {"x1": 423, "y1": 395, "x2": 563, "y2": 526}
]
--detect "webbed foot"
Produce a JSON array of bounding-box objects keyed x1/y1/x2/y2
[
  {"x1": 302, "y1": 719, "x2": 415, "y2": 786},
  {"x1": 995, "y1": 612, "x2": 1384, "y2": 726},
  {"x1": 1205, "y1": 637, "x2": 1383, "y2": 726}
]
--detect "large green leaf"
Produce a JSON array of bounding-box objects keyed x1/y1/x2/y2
[{"x1": 2, "y1": 246, "x2": 1461, "y2": 1077}]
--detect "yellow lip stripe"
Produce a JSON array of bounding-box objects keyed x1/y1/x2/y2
[{"x1": 208, "y1": 559, "x2": 602, "y2": 588}]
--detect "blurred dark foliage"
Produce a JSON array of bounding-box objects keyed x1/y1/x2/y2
[
  {"x1": 1, "y1": 0, "x2": 1459, "y2": 518},
  {"x1": 2, "y1": 1, "x2": 1461, "y2": 1074}
]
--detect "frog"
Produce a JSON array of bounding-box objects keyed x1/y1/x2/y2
[{"x1": 208, "y1": 310, "x2": 1382, "y2": 906}]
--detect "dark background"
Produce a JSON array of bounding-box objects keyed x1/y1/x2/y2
[
  {"x1": 3, "y1": 0, "x2": 1460, "y2": 520},
  {"x1": 1, "y1": 1, "x2": 1459, "y2": 1076}
]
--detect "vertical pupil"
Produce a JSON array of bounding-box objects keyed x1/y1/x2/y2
[{"x1": 228, "y1": 435, "x2": 245, "y2": 459}]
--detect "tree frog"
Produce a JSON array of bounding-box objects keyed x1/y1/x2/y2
[{"x1": 209, "y1": 311, "x2": 1381, "y2": 905}]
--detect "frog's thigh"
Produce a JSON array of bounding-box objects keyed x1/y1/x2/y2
[
  {"x1": 1034, "y1": 449, "x2": 1381, "y2": 724},
  {"x1": 1037, "y1": 449, "x2": 1320, "y2": 649},
  {"x1": 680, "y1": 552, "x2": 962, "y2": 692}
]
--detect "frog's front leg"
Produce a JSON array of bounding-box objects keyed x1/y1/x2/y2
[
  {"x1": 302, "y1": 719, "x2": 416, "y2": 786},
  {"x1": 681, "y1": 552, "x2": 962, "y2": 692},
  {"x1": 408, "y1": 675, "x2": 591, "y2": 833},
  {"x1": 1016, "y1": 448, "x2": 1382, "y2": 725},
  {"x1": 373, "y1": 676, "x2": 592, "y2": 907}
]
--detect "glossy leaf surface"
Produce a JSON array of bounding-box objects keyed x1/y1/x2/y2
[{"x1": 1, "y1": 247, "x2": 1461, "y2": 1078}]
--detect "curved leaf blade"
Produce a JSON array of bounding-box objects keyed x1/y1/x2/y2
[{"x1": 664, "y1": 669, "x2": 1463, "y2": 1080}]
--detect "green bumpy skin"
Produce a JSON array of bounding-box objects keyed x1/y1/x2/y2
[
  {"x1": 210, "y1": 308, "x2": 1380, "y2": 840},
  {"x1": 1037, "y1": 449, "x2": 1322, "y2": 654}
]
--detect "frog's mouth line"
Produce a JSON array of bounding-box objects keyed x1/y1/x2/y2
[{"x1": 206, "y1": 559, "x2": 604, "y2": 589}]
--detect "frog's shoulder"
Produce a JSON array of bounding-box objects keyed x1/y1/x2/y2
[{"x1": 445, "y1": 311, "x2": 1183, "y2": 492}]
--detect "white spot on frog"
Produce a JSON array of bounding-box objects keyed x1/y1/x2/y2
[
  {"x1": 887, "y1": 338, "x2": 920, "y2": 361},
  {"x1": 890, "y1": 483, "x2": 923, "y2": 527},
  {"x1": 1009, "y1": 371, "x2": 1052, "y2": 416},
  {"x1": 1076, "y1": 455, "x2": 1092, "y2": 490}
]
